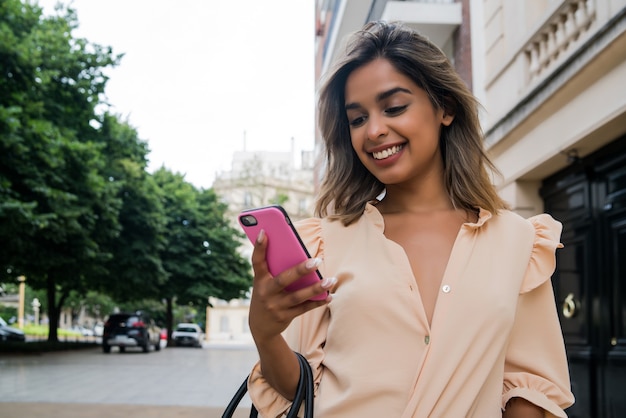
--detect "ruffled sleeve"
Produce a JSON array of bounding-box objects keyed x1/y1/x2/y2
[
  {"x1": 502, "y1": 214, "x2": 575, "y2": 417},
  {"x1": 519, "y1": 214, "x2": 564, "y2": 294},
  {"x1": 247, "y1": 217, "x2": 330, "y2": 417},
  {"x1": 294, "y1": 217, "x2": 325, "y2": 261}
]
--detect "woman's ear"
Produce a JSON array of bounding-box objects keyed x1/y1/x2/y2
[
  {"x1": 441, "y1": 97, "x2": 456, "y2": 126},
  {"x1": 442, "y1": 111, "x2": 455, "y2": 126}
]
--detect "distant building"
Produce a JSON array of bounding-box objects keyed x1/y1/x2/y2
[
  {"x1": 213, "y1": 148, "x2": 316, "y2": 225},
  {"x1": 0, "y1": 293, "x2": 18, "y2": 310},
  {"x1": 205, "y1": 297, "x2": 252, "y2": 344}
]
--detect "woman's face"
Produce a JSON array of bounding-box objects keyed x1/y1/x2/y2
[{"x1": 344, "y1": 58, "x2": 453, "y2": 187}]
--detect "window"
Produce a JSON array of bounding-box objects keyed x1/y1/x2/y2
[{"x1": 220, "y1": 315, "x2": 230, "y2": 332}]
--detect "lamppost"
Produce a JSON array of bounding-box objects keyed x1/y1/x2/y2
[
  {"x1": 17, "y1": 276, "x2": 26, "y2": 330},
  {"x1": 32, "y1": 297, "x2": 41, "y2": 325},
  {"x1": 206, "y1": 298, "x2": 211, "y2": 342}
]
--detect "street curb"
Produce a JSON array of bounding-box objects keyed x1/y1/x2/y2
[{"x1": 0, "y1": 402, "x2": 252, "y2": 418}]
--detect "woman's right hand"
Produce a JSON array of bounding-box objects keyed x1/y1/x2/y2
[{"x1": 248, "y1": 229, "x2": 334, "y2": 344}]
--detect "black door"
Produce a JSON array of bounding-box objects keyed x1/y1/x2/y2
[{"x1": 541, "y1": 135, "x2": 626, "y2": 418}]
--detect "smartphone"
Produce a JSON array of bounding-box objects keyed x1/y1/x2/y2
[{"x1": 238, "y1": 205, "x2": 327, "y2": 301}]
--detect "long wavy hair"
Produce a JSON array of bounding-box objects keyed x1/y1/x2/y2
[{"x1": 315, "y1": 21, "x2": 508, "y2": 225}]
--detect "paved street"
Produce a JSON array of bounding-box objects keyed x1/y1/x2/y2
[{"x1": 0, "y1": 342, "x2": 259, "y2": 418}]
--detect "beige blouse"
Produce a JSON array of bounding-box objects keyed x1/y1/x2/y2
[{"x1": 248, "y1": 204, "x2": 575, "y2": 417}]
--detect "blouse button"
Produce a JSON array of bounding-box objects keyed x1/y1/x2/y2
[
  {"x1": 442, "y1": 285, "x2": 451, "y2": 293},
  {"x1": 424, "y1": 335, "x2": 430, "y2": 345}
]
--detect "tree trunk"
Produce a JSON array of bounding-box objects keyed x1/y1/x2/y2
[
  {"x1": 46, "y1": 276, "x2": 58, "y2": 342},
  {"x1": 45, "y1": 276, "x2": 69, "y2": 343},
  {"x1": 166, "y1": 297, "x2": 173, "y2": 344}
]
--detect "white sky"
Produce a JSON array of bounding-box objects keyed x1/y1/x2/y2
[{"x1": 39, "y1": 0, "x2": 316, "y2": 189}]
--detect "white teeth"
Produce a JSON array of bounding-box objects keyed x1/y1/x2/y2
[{"x1": 372, "y1": 145, "x2": 403, "y2": 160}]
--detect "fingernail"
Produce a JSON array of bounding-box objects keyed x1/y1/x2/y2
[
  {"x1": 305, "y1": 258, "x2": 322, "y2": 269},
  {"x1": 321, "y1": 276, "x2": 337, "y2": 289},
  {"x1": 256, "y1": 229, "x2": 265, "y2": 244}
]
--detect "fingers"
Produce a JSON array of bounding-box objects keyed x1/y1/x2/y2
[
  {"x1": 251, "y1": 228, "x2": 325, "y2": 291},
  {"x1": 251, "y1": 229, "x2": 270, "y2": 278},
  {"x1": 272, "y1": 258, "x2": 325, "y2": 297},
  {"x1": 276, "y1": 257, "x2": 322, "y2": 288},
  {"x1": 284, "y1": 294, "x2": 333, "y2": 318},
  {"x1": 250, "y1": 228, "x2": 334, "y2": 305},
  {"x1": 248, "y1": 229, "x2": 334, "y2": 342},
  {"x1": 280, "y1": 274, "x2": 336, "y2": 308}
]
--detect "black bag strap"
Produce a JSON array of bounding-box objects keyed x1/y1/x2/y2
[
  {"x1": 299, "y1": 352, "x2": 314, "y2": 417},
  {"x1": 222, "y1": 352, "x2": 314, "y2": 418},
  {"x1": 222, "y1": 372, "x2": 251, "y2": 417}
]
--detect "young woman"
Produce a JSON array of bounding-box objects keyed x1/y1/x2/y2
[{"x1": 246, "y1": 21, "x2": 574, "y2": 417}]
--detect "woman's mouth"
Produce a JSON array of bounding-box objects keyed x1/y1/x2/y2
[{"x1": 372, "y1": 145, "x2": 404, "y2": 160}]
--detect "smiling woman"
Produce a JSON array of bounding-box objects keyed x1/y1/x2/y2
[
  {"x1": 38, "y1": 0, "x2": 316, "y2": 189},
  {"x1": 242, "y1": 20, "x2": 575, "y2": 418},
  {"x1": 344, "y1": 59, "x2": 453, "y2": 184}
]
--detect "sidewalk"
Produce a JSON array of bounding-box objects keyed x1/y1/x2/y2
[
  {"x1": 0, "y1": 344, "x2": 259, "y2": 418},
  {"x1": 1, "y1": 402, "x2": 252, "y2": 418}
]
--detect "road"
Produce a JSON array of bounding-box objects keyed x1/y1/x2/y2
[{"x1": 0, "y1": 341, "x2": 259, "y2": 418}]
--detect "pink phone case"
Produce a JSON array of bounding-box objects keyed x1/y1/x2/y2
[{"x1": 239, "y1": 205, "x2": 327, "y2": 301}]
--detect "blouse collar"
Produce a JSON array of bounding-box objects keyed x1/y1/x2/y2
[{"x1": 364, "y1": 202, "x2": 492, "y2": 231}]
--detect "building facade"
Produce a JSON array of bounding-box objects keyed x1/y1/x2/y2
[
  {"x1": 314, "y1": 0, "x2": 626, "y2": 416},
  {"x1": 481, "y1": 2, "x2": 626, "y2": 417},
  {"x1": 213, "y1": 148, "x2": 317, "y2": 225}
]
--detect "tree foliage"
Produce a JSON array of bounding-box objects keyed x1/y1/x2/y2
[
  {"x1": 153, "y1": 169, "x2": 251, "y2": 334},
  {"x1": 0, "y1": 0, "x2": 252, "y2": 341},
  {"x1": 95, "y1": 113, "x2": 168, "y2": 301},
  {"x1": 0, "y1": 0, "x2": 124, "y2": 340}
]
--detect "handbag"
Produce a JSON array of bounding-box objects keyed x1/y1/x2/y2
[{"x1": 222, "y1": 352, "x2": 314, "y2": 418}]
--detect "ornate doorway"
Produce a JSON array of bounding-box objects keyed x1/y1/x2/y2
[{"x1": 541, "y1": 135, "x2": 626, "y2": 418}]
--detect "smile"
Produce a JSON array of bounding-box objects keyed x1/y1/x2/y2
[{"x1": 372, "y1": 145, "x2": 404, "y2": 160}]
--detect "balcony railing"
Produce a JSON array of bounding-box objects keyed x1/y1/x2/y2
[{"x1": 525, "y1": 0, "x2": 596, "y2": 83}]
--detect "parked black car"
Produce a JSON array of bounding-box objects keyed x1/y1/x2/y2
[
  {"x1": 102, "y1": 312, "x2": 161, "y2": 353},
  {"x1": 0, "y1": 316, "x2": 26, "y2": 343}
]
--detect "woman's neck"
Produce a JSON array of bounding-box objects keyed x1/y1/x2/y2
[{"x1": 377, "y1": 181, "x2": 453, "y2": 215}]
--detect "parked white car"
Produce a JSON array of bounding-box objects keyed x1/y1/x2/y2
[
  {"x1": 93, "y1": 322, "x2": 104, "y2": 337},
  {"x1": 171, "y1": 323, "x2": 204, "y2": 348},
  {"x1": 71, "y1": 325, "x2": 94, "y2": 337}
]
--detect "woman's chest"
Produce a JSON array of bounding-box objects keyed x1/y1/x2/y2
[
  {"x1": 322, "y1": 226, "x2": 527, "y2": 337},
  {"x1": 382, "y1": 213, "x2": 464, "y2": 324}
]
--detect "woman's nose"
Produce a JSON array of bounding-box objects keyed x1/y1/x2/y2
[{"x1": 366, "y1": 114, "x2": 388, "y2": 140}]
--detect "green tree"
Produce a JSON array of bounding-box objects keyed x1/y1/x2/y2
[
  {"x1": 95, "y1": 113, "x2": 167, "y2": 302},
  {"x1": 153, "y1": 168, "x2": 252, "y2": 337},
  {"x1": 195, "y1": 188, "x2": 252, "y2": 300},
  {"x1": 0, "y1": 1, "x2": 248, "y2": 342},
  {"x1": 79, "y1": 290, "x2": 116, "y2": 323},
  {"x1": 0, "y1": 1, "x2": 124, "y2": 341}
]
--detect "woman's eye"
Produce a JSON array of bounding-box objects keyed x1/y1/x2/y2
[
  {"x1": 385, "y1": 105, "x2": 407, "y2": 115},
  {"x1": 348, "y1": 115, "x2": 366, "y2": 127}
]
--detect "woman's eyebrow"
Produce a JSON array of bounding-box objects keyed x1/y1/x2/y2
[
  {"x1": 376, "y1": 87, "x2": 411, "y2": 102},
  {"x1": 345, "y1": 87, "x2": 412, "y2": 110}
]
